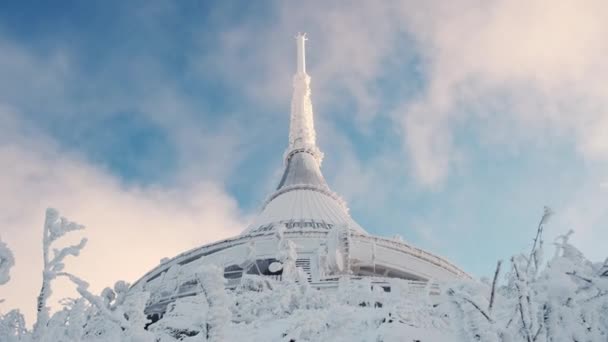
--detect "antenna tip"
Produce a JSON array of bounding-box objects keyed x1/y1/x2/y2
[{"x1": 296, "y1": 32, "x2": 308, "y2": 40}]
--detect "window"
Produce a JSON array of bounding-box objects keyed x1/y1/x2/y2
[
  {"x1": 246, "y1": 258, "x2": 282, "y2": 276},
  {"x1": 223, "y1": 265, "x2": 244, "y2": 279}
]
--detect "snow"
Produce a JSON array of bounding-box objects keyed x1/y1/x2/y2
[
  {"x1": 3, "y1": 239, "x2": 605, "y2": 342},
  {"x1": 1, "y1": 207, "x2": 607, "y2": 342},
  {"x1": 246, "y1": 188, "x2": 366, "y2": 235}
]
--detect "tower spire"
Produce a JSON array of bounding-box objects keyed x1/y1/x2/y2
[
  {"x1": 287, "y1": 32, "x2": 323, "y2": 163},
  {"x1": 296, "y1": 32, "x2": 307, "y2": 74}
]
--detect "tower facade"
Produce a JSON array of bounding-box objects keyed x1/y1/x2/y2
[{"x1": 134, "y1": 34, "x2": 469, "y2": 317}]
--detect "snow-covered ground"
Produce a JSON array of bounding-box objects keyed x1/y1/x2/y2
[
  {"x1": 153, "y1": 275, "x2": 456, "y2": 342},
  {"x1": 1, "y1": 209, "x2": 607, "y2": 342}
]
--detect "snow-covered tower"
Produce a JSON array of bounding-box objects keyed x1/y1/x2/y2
[{"x1": 134, "y1": 34, "x2": 470, "y2": 318}]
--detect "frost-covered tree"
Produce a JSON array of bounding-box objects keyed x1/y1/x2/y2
[
  {"x1": 0, "y1": 237, "x2": 26, "y2": 342},
  {"x1": 196, "y1": 265, "x2": 231, "y2": 342},
  {"x1": 25, "y1": 208, "x2": 153, "y2": 341},
  {"x1": 33, "y1": 208, "x2": 87, "y2": 339},
  {"x1": 0, "y1": 309, "x2": 28, "y2": 342},
  {"x1": 274, "y1": 225, "x2": 310, "y2": 286},
  {"x1": 0, "y1": 236, "x2": 15, "y2": 287},
  {"x1": 446, "y1": 207, "x2": 608, "y2": 342},
  {"x1": 60, "y1": 273, "x2": 154, "y2": 342},
  {"x1": 325, "y1": 224, "x2": 350, "y2": 275},
  {"x1": 3, "y1": 206, "x2": 608, "y2": 342}
]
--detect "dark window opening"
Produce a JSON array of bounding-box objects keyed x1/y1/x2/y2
[
  {"x1": 223, "y1": 258, "x2": 283, "y2": 280},
  {"x1": 246, "y1": 258, "x2": 282, "y2": 276},
  {"x1": 223, "y1": 265, "x2": 244, "y2": 279}
]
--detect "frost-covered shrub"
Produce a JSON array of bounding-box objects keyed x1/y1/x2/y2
[
  {"x1": 0, "y1": 236, "x2": 18, "y2": 341},
  {"x1": 0, "y1": 237, "x2": 15, "y2": 286},
  {"x1": 446, "y1": 209, "x2": 608, "y2": 342},
  {"x1": 231, "y1": 274, "x2": 327, "y2": 324},
  {"x1": 0, "y1": 309, "x2": 29, "y2": 342},
  {"x1": 150, "y1": 294, "x2": 210, "y2": 341},
  {"x1": 150, "y1": 265, "x2": 230, "y2": 342},
  {"x1": 2, "y1": 207, "x2": 607, "y2": 342}
]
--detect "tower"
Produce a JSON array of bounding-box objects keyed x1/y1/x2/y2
[{"x1": 135, "y1": 34, "x2": 470, "y2": 317}]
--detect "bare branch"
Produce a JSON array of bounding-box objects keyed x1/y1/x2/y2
[
  {"x1": 565, "y1": 271, "x2": 592, "y2": 284},
  {"x1": 526, "y1": 206, "x2": 552, "y2": 274},
  {"x1": 447, "y1": 288, "x2": 494, "y2": 323},
  {"x1": 532, "y1": 323, "x2": 543, "y2": 341},
  {"x1": 511, "y1": 257, "x2": 535, "y2": 342},
  {"x1": 488, "y1": 260, "x2": 502, "y2": 314}
]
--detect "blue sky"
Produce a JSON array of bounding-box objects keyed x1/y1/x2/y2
[{"x1": 1, "y1": 0, "x2": 607, "y2": 322}]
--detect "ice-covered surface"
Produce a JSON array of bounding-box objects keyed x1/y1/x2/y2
[
  {"x1": 287, "y1": 33, "x2": 320, "y2": 161},
  {"x1": 154, "y1": 275, "x2": 457, "y2": 342}
]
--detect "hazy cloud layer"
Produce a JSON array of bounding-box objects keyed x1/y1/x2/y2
[{"x1": 0, "y1": 105, "x2": 247, "y2": 323}]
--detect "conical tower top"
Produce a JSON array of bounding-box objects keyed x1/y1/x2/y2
[{"x1": 240, "y1": 33, "x2": 367, "y2": 236}]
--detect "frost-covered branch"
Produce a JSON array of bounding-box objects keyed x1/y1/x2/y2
[
  {"x1": 48, "y1": 238, "x2": 87, "y2": 269},
  {"x1": 599, "y1": 258, "x2": 608, "y2": 277},
  {"x1": 526, "y1": 206, "x2": 552, "y2": 275},
  {"x1": 57, "y1": 272, "x2": 128, "y2": 329},
  {"x1": 488, "y1": 260, "x2": 502, "y2": 314},
  {"x1": 447, "y1": 288, "x2": 493, "y2": 323},
  {"x1": 511, "y1": 257, "x2": 534, "y2": 342}
]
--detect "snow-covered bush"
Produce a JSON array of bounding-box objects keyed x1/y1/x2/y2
[
  {"x1": 446, "y1": 208, "x2": 608, "y2": 342},
  {"x1": 0, "y1": 309, "x2": 28, "y2": 342},
  {"x1": 1, "y1": 207, "x2": 607, "y2": 342},
  {"x1": 149, "y1": 265, "x2": 231, "y2": 342},
  {"x1": 150, "y1": 294, "x2": 210, "y2": 341},
  {"x1": 0, "y1": 237, "x2": 15, "y2": 286},
  {"x1": 0, "y1": 234, "x2": 17, "y2": 341}
]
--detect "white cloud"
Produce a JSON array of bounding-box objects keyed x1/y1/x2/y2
[
  {"x1": 397, "y1": 0, "x2": 608, "y2": 185},
  {"x1": 0, "y1": 29, "x2": 252, "y2": 326},
  {"x1": 0, "y1": 107, "x2": 247, "y2": 324},
  {"x1": 206, "y1": 0, "x2": 608, "y2": 189}
]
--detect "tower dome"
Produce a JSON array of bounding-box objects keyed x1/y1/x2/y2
[{"x1": 134, "y1": 34, "x2": 470, "y2": 318}]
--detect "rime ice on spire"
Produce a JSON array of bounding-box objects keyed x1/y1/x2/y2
[
  {"x1": 296, "y1": 32, "x2": 307, "y2": 74},
  {"x1": 287, "y1": 32, "x2": 323, "y2": 163}
]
